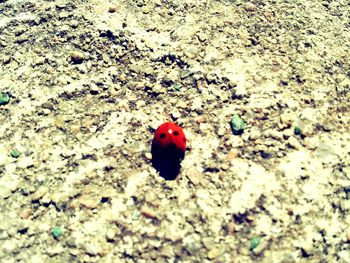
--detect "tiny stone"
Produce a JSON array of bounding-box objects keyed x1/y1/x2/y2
[
  {"x1": 145, "y1": 152, "x2": 152, "y2": 160},
  {"x1": 10, "y1": 150, "x2": 21, "y2": 158},
  {"x1": 89, "y1": 85, "x2": 99, "y2": 95},
  {"x1": 177, "y1": 101, "x2": 187, "y2": 109},
  {"x1": 283, "y1": 129, "x2": 293, "y2": 139},
  {"x1": 141, "y1": 6, "x2": 151, "y2": 14},
  {"x1": 294, "y1": 126, "x2": 302, "y2": 135},
  {"x1": 250, "y1": 237, "x2": 261, "y2": 250},
  {"x1": 287, "y1": 136, "x2": 301, "y2": 149},
  {"x1": 301, "y1": 241, "x2": 314, "y2": 256},
  {"x1": 80, "y1": 196, "x2": 100, "y2": 209},
  {"x1": 160, "y1": 245, "x2": 174, "y2": 258},
  {"x1": 280, "y1": 112, "x2": 294, "y2": 127},
  {"x1": 20, "y1": 208, "x2": 31, "y2": 219},
  {"x1": 202, "y1": 237, "x2": 215, "y2": 250},
  {"x1": 141, "y1": 207, "x2": 157, "y2": 219},
  {"x1": 108, "y1": 6, "x2": 117, "y2": 13},
  {"x1": 170, "y1": 110, "x2": 181, "y2": 120},
  {"x1": 217, "y1": 127, "x2": 226, "y2": 137},
  {"x1": 119, "y1": 101, "x2": 130, "y2": 112},
  {"x1": 52, "y1": 226, "x2": 63, "y2": 239},
  {"x1": 186, "y1": 168, "x2": 203, "y2": 185},
  {"x1": 221, "y1": 163, "x2": 229, "y2": 171},
  {"x1": 2, "y1": 55, "x2": 11, "y2": 64},
  {"x1": 106, "y1": 229, "x2": 116, "y2": 241},
  {"x1": 226, "y1": 149, "x2": 239, "y2": 161},
  {"x1": 244, "y1": 2, "x2": 257, "y2": 12},
  {"x1": 70, "y1": 51, "x2": 85, "y2": 64},
  {"x1": 230, "y1": 115, "x2": 245, "y2": 135},
  {"x1": 41, "y1": 193, "x2": 52, "y2": 205},
  {"x1": 0, "y1": 92, "x2": 10, "y2": 105},
  {"x1": 31, "y1": 187, "x2": 48, "y2": 202},
  {"x1": 207, "y1": 248, "x2": 220, "y2": 259},
  {"x1": 195, "y1": 116, "x2": 206, "y2": 123},
  {"x1": 152, "y1": 84, "x2": 163, "y2": 94},
  {"x1": 266, "y1": 129, "x2": 284, "y2": 141},
  {"x1": 227, "y1": 222, "x2": 235, "y2": 235}
]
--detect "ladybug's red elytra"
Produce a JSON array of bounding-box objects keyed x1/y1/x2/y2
[
  {"x1": 151, "y1": 122, "x2": 186, "y2": 180},
  {"x1": 152, "y1": 122, "x2": 186, "y2": 153}
]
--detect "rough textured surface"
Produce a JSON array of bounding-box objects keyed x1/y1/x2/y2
[{"x1": 0, "y1": 0, "x2": 349, "y2": 262}]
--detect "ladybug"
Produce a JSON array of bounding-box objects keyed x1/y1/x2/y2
[{"x1": 151, "y1": 122, "x2": 186, "y2": 180}]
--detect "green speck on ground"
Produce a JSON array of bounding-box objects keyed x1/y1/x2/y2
[
  {"x1": 250, "y1": 237, "x2": 261, "y2": 250},
  {"x1": 173, "y1": 83, "x2": 182, "y2": 91},
  {"x1": 52, "y1": 226, "x2": 63, "y2": 238},
  {"x1": 230, "y1": 114, "x2": 245, "y2": 135},
  {"x1": 294, "y1": 126, "x2": 302, "y2": 135},
  {"x1": 0, "y1": 92, "x2": 10, "y2": 105},
  {"x1": 10, "y1": 150, "x2": 21, "y2": 158}
]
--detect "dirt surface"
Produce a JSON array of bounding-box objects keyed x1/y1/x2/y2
[{"x1": 0, "y1": 0, "x2": 350, "y2": 262}]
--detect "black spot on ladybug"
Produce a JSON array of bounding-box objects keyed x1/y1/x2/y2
[
  {"x1": 160, "y1": 133, "x2": 166, "y2": 139},
  {"x1": 173, "y1": 131, "x2": 179, "y2": 136}
]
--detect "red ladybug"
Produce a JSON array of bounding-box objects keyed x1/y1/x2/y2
[{"x1": 151, "y1": 122, "x2": 186, "y2": 180}]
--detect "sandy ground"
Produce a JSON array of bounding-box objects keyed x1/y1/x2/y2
[{"x1": 0, "y1": 0, "x2": 350, "y2": 262}]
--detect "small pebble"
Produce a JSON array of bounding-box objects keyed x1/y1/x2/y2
[
  {"x1": 230, "y1": 115, "x2": 245, "y2": 135},
  {"x1": 106, "y1": 229, "x2": 116, "y2": 241},
  {"x1": 0, "y1": 92, "x2": 10, "y2": 105},
  {"x1": 141, "y1": 207, "x2": 157, "y2": 219},
  {"x1": 160, "y1": 245, "x2": 174, "y2": 258},
  {"x1": 177, "y1": 101, "x2": 187, "y2": 109},
  {"x1": 287, "y1": 136, "x2": 301, "y2": 149},
  {"x1": 108, "y1": 6, "x2": 117, "y2": 13},
  {"x1": 250, "y1": 237, "x2": 261, "y2": 250},
  {"x1": 207, "y1": 248, "x2": 220, "y2": 259},
  {"x1": 70, "y1": 51, "x2": 85, "y2": 64},
  {"x1": 170, "y1": 110, "x2": 181, "y2": 120},
  {"x1": 244, "y1": 2, "x2": 257, "y2": 12},
  {"x1": 220, "y1": 163, "x2": 229, "y2": 171},
  {"x1": 10, "y1": 150, "x2": 21, "y2": 158},
  {"x1": 186, "y1": 168, "x2": 203, "y2": 186},
  {"x1": 80, "y1": 196, "x2": 100, "y2": 209},
  {"x1": 31, "y1": 187, "x2": 48, "y2": 202},
  {"x1": 227, "y1": 222, "x2": 235, "y2": 235},
  {"x1": 280, "y1": 112, "x2": 294, "y2": 127},
  {"x1": 20, "y1": 208, "x2": 31, "y2": 219},
  {"x1": 226, "y1": 149, "x2": 239, "y2": 161},
  {"x1": 51, "y1": 226, "x2": 63, "y2": 239},
  {"x1": 294, "y1": 126, "x2": 302, "y2": 135},
  {"x1": 145, "y1": 152, "x2": 152, "y2": 160},
  {"x1": 202, "y1": 237, "x2": 215, "y2": 250}
]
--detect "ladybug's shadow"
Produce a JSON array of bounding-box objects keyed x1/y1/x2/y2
[{"x1": 151, "y1": 157, "x2": 182, "y2": 180}]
